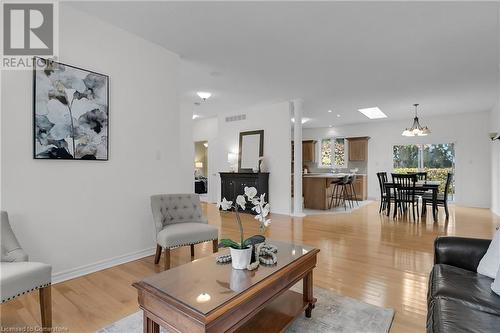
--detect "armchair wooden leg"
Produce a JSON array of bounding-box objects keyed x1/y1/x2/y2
[
  {"x1": 39, "y1": 285, "x2": 52, "y2": 331},
  {"x1": 164, "y1": 248, "x2": 170, "y2": 270},
  {"x1": 190, "y1": 244, "x2": 195, "y2": 259},
  {"x1": 154, "y1": 244, "x2": 162, "y2": 264},
  {"x1": 212, "y1": 239, "x2": 218, "y2": 253}
]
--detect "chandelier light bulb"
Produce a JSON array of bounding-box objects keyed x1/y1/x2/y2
[{"x1": 197, "y1": 91, "x2": 212, "y2": 101}]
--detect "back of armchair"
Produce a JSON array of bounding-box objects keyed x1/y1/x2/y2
[
  {"x1": 1, "y1": 211, "x2": 28, "y2": 262},
  {"x1": 150, "y1": 194, "x2": 207, "y2": 234}
]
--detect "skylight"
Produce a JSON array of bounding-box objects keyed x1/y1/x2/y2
[{"x1": 358, "y1": 107, "x2": 387, "y2": 119}]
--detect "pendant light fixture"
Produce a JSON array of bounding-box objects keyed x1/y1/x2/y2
[{"x1": 402, "y1": 104, "x2": 431, "y2": 137}]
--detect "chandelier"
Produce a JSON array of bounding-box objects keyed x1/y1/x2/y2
[{"x1": 402, "y1": 104, "x2": 431, "y2": 137}]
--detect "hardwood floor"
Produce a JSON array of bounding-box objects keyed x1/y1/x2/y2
[{"x1": 1, "y1": 202, "x2": 499, "y2": 332}]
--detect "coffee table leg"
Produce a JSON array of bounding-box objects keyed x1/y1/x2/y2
[
  {"x1": 303, "y1": 270, "x2": 316, "y2": 318},
  {"x1": 144, "y1": 312, "x2": 159, "y2": 333}
]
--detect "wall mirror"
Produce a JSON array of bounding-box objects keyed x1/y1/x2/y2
[{"x1": 238, "y1": 130, "x2": 264, "y2": 172}]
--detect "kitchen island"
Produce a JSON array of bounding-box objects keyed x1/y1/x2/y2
[{"x1": 303, "y1": 173, "x2": 367, "y2": 210}]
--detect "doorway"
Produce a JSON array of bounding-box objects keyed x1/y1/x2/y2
[{"x1": 194, "y1": 141, "x2": 209, "y2": 202}]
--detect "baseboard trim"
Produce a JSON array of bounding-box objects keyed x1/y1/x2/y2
[{"x1": 52, "y1": 247, "x2": 156, "y2": 284}]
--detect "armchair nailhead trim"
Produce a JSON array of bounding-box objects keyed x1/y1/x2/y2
[
  {"x1": 1, "y1": 282, "x2": 51, "y2": 303},
  {"x1": 163, "y1": 238, "x2": 218, "y2": 249}
]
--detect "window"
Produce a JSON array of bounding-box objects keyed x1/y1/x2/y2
[
  {"x1": 319, "y1": 137, "x2": 347, "y2": 168},
  {"x1": 393, "y1": 143, "x2": 455, "y2": 196}
]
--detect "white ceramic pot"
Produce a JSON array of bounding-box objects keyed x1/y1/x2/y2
[{"x1": 230, "y1": 247, "x2": 252, "y2": 270}]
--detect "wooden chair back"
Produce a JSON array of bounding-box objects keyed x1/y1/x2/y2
[
  {"x1": 376, "y1": 172, "x2": 388, "y2": 196},
  {"x1": 391, "y1": 173, "x2": 417, "y2": 202}
]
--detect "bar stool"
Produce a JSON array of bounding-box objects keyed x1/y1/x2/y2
[
  {"x1": 328, "y1": 177, "x2": 344, "y2": 209},
  {"x1": 329, "y1": 175, "x2": 355, "y2": 210}
]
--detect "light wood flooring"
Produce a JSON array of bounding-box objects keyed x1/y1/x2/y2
[{"x1": 1, "y1": 202, "x2": 499, "y2": 332}]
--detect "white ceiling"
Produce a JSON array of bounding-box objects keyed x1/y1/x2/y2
[{"x1": 69, "y1": 1, "x2": 500, "y2": 128}]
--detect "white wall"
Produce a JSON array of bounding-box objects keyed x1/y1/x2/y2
[
  {"x1": 1, "y1": 5, "x2": 190, "y2": 281},
  {"x1": 491, "y1": 2, "x2": 500, "y2": 217},
  {"x1": 491, "y1": 103, "x2": 500, "y2": 216},
  {"x1": 194, "y1": 102, "x2": 292, "y2": 214},
  {"x1": 304, "y1": 111, "x2": 492, "y2": 208}
]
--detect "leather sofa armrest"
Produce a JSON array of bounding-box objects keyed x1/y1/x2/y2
[{"x1": 434, "y1": 236, "x2": 491, "y2": 272}]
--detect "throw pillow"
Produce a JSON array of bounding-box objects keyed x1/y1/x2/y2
[{"x1": 478, "y1": 228, "x2": 500, "y2": 278}]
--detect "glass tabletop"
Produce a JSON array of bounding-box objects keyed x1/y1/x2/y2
[{"x1": 141, "y1": 240, "x2": 316, "y2": 315}]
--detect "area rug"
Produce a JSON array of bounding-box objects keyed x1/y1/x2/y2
[{"x1": 97, "y1": 286, "x2": 394, "y2": 333}]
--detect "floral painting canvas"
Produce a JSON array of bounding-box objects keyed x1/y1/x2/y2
[{"x1": 33, "y1": 57, "x2": 109, "y2": 160}]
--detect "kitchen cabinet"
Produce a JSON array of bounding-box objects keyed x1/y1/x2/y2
[
  {"x1": 352, "y1": 175, "x2": 367, "y2": 200},
  {"x1": 302, "y1": 140, "x2": 316, "y2": 162},
  {"x1": 348, "y1": 137, "x2": 369, "y2": 161}
]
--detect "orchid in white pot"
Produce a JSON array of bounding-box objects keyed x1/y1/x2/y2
[{"x1": 217, "y1": 187, "x2": 271, "y2": 269}]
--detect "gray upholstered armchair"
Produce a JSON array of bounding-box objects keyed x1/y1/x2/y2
[
  {"x1": 1, "y1": 211, "x2": 52, "y2": 330},
  {"x1": 150, "y1": 194, "x2": 219, "y2": 269}
]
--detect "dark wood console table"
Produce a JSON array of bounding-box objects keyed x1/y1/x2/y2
[{"x1": 219, "y1": 172, "x2": 269, "y2": 213}]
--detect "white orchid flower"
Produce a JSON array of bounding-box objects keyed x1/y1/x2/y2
[
  {"x1": 263, "y1": 219, "x2": 272, "y2": 227},
  {"x1": 217, "y1": 198, "x2": 233, "y2": 210},
  {"x1": 244, "y1": 186, "x2": 257, "y2": 199},
  {"x1": 261, "y1": 203, "x2": 270, "y2": 217},
  {"x1": 236, "y1": 195, "x2": 246, "y2": 210},
  {"x1": 251, "y1": 193, "x2": 265, "y2": 205},
  {"x1": 252, "y1": 204, "x2": 262, "y2": 214}
]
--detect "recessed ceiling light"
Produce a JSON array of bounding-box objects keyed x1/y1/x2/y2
[
  {"x1": 358, "y1": 107, "x2": 387, "y2": 119},
  {"x1": 291, "y1": 117, "x2": 310, "y2": 124},
  {"x1": 329, "y1": 125, "x2": 333, "y2": 127},
  {"x1": 192, "y1": 114, "x2": 200, "y2": 120},
  {"x1": 328, "y1": 110, "x2": 332, "y2": 113},
  {"x1": 196, "y1": 91, "x2": 212, "y2": 101},
  {"x1": 336, "y1": 114, "x2": 341, "y2": 118}
]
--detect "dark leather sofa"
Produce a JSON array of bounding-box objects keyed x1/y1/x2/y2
[{"x1": 427, "y1": 236, "x2": 500, "y2": 333}]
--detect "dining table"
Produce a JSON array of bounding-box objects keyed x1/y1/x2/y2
[{"x1": 384, "y1": 180, "x2": 441, "y2": 221}]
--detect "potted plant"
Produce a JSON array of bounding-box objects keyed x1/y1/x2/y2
[{"x1": 217, "y1": 186, "x2": 271, "y2": 269}]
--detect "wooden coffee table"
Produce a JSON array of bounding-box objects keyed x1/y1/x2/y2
[{"x1": 133, "y1": 241, "x2": 320, "y2": 333}]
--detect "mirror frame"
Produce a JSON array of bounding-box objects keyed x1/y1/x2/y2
[{"x1": 238, "y1": 130, "x2": 264, "y2": 173}]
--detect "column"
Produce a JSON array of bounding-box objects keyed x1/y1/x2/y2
[{"x1": 293, "y1": 99, "x2": 305, "y2": 217}]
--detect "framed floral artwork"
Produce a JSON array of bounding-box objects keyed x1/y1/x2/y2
[{"x1": 33, "y1": 57, "x2": 109, "y2": 160}]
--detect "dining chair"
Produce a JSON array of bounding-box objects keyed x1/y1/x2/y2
[
  {"x1": 407, "y1": 171, "x2": 428, "y2": 181},
  {"x1": 391, "y1": 173, "x2": 419, "y2": 220},
  {"x1": 422, "y1": 173, "x2": 453, "y2": 219},
  {"x1": 407, "y1": 171, "x2": 429, "y2": 196},
  {"x1": 376, "y1": 172, "x2": 389, "y2": 213}
]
